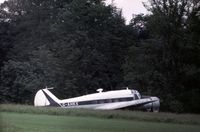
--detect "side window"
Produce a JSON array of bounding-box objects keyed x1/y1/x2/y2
[
  {"x1": 99, "y1": 100, "x2": 104, "y2": 104},
  {"x1": 93, "y1": 100, "x2": 98, "y2": 104},
  {"x1": 112, "y1": 99, "x2": 119, "y2": 102},
  {"x1": 134, "y1": 94, "x2": 139, "y2": 100},
  {"x1": 106, "y1": 99, "x2": 112, "y2": 103}
]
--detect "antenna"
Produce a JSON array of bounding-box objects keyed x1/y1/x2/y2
[{"x1": 97, "y1": 88, "x2": 103, "y2": 93}]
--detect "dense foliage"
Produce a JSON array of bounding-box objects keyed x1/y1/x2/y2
[{"x1": 0, "y1": 0, "x2": 199, "y2": 113}]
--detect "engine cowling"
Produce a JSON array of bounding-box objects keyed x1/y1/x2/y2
[{"x1": 142, "y1": 97, "x2": 160, "y2": 112}]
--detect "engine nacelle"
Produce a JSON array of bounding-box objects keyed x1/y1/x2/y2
[{"x1": 142, "y1": 97, "x2": 160, "y2": 112}]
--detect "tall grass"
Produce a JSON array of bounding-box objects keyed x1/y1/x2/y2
[
  {"x1": 0, "y1": 121, "x2": 20, "y2": 132},
  {"x1": 1, "y1": 104, "x2": 200, "y2": 125}
]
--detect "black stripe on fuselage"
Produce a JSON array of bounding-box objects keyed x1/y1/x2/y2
[
  {"x1": 60, "y1": 97, "x2": 134, "y2": 107},
  {"x1": 61, "y1": 97, "x2": 158, "y2": 108},
  {"x1": 79, "y1": 97, "x2": 133, "y2": 105},
  {"x1": 42, "y1": 90, "x2": 60, "y2": 107}
]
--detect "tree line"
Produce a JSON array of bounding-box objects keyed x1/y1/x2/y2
[{"x1": 0, "y1": 0, "x2": 199, "y2": 113}]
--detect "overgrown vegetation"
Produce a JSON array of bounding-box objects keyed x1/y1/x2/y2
[
  {"x1": 0, "y1": 0, "x2": 199, "y2": 113},
  {"x1": 1, "y1": 104, "x2": 200, "y2": 125},
  {"x1": 2, "y1": 112, "x2": 200, "y2": 132}
]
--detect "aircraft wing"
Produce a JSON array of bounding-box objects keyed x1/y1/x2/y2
[{"x1": 95, "y1": 98, "x2": 157, "y2": 110}]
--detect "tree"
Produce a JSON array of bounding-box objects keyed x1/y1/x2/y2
[
  {"x1": 0, "y1": 0, "x2": 135, "y2": 103},
  {"x1": 124, "y1": 0, "x2": 200, "y2": 113},
  {"x1": 0, "y1": 0, "x2": 68, "y2": 103},
  {"x1": 51, "y1": 0, "x2": 134, "y2": 96}
]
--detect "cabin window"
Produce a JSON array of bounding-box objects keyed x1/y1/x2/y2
[
  {"x1": 134, "y1": 94, "x2": 139, "y2": 100},
  {"x1": 105, "y1": 99, "x2": 112, "y2": 103},
  {"x1": 93, "y1": 100, "x2": 98, "y2": 104},
  {"x1": 119, "y1": 98, "x2": 126, "y2": 101},
  {"x1": 99, "y1": 100, "x2": 104, "y2": 104},
  {"x1": 113, "y1": 99, "x2": 119, "y2": 102}
]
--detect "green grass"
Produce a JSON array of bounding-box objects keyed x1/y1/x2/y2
[
  {"x1": 1, "y1": 112, "x2": 200, "y2": 132},
  {"x1": 1, "y1": 104, "x2": 200, "y2": 132},
  {"x1": 1, "y1": 104, "x2": 200, "y2": 125}
]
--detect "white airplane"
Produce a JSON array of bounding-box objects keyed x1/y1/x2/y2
[{"x1": 34, "y1": 87, "x2": 160, "y2": 112}]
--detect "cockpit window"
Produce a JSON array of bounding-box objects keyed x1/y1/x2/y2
[
  {"x1": 137, "y1": 94, "x2": 141, "y2": 99},
  {"x1": 134, "y1": 94, "x2": 139, "y2": 100}
]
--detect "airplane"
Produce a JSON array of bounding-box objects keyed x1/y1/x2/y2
[{"x1": 34, "y1": 87, "x2": 160, "y2": 112}]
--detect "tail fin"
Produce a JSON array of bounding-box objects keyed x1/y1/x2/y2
[{"x1": 34, "y1": 88, "x2": 61, "y2": 107}]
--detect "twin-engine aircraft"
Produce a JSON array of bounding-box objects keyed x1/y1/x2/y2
[{"x1": 34, "y1": 87, "x2": 160, "y2": 112}]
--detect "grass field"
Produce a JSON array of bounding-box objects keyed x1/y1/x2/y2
[{"x1": 1, "y1": 104, "x2": 200, "y2": 132}]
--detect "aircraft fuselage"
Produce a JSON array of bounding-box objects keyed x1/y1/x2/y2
[{"x1": 34, "y1": 88, "x2": 160, "y2": 112}]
